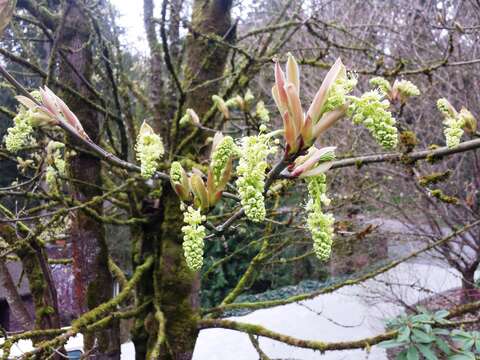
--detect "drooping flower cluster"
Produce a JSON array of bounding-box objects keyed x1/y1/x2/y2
[
  {"x1": 305, "y1": 174, "x2": 334, "y2": 261},
  {"x1": 236, "y1": 134, "x2": 275, "y2": 222},
  {"x1": 348, "y1": 90, "x2": 398, "y2": 149},
  {"x1": 45, "y1": 141, "x2": 66, "y2": 193},
  {"x1": 5, "y1": 109, "x2": 35, "y2": 153},
  {"x1": 437, "y1": 98, "x2": 477, "y2": 148},
  {"x1": 322, "y1": 73, "x2": 357, "y2": 114},
  {"x1": 181, "y1": 206, "x2": 206, "y2": 271},
  {"x1": 135, "y1": 121, "x2": 164, "y2": 178},
  {"x1": 255, "y1": 101, "x2": 270, "y2": 124},
  {"x1": 210, "y1": 134, "x2": 238, "y2": 185}
]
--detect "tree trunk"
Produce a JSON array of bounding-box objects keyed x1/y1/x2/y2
[
  {"x1": 461, "y1": 267, "x2": 479, "y2": 303},
  {"x1": 58, "y1": 2, "x2": 119, "y2": 358},
  {"x1": 0, "y1": 260, "x2": 33, "y2": 330},
  {"x1": 132, "y1": 1, "x2": 233, "y2": 358}
]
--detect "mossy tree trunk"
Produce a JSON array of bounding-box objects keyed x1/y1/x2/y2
[
  {"x1": 58, "y1": 2, "x2": 119, "y2": 358},
  {"x1": 132, "y1": 1, "x2": 233, "y2": 359},
  {"x1": 0, "y1": 225, "x2": 61, "y2": 333}
]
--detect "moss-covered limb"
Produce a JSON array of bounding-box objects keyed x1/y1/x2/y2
[
  {"x1": 418, "y1": 170, "x2": 452, "y2": 187},
  {"x1": 0, "y1": 105, "x2": 15, "y2": 117},
  {"x1": 238, "y1": 20, "x2": 302, "y2": 41},
  {"x1": 221, "y1": 221, "x2": 275, "y2": 305},
  {"x1": 85, "y1": 302, "x2": 152, "y2": 334},
  {"x1": 71, "y1": 256, "x2": 153, "y2": 332},
  {"x1": 16, "y1": 0, "x2": 58, "y2": 29},
  {"x1": 204, "y1": 219, "x2": 480, "y2": 315},
  {"x1": 199, "y1": 318, "x2": 396, "y2": 352},
  {"x1": 148, "y1": 309, "x2": 166, "y2": 360},
  {"x1": 200, "y1": 299, "x2": 480, "y2": 353},
  {"x1": 108, "y1": 257, "x2": 128, "y2": 290},
  {"x1": 0, "y1": 210, "x2": 61, "y2": 331},
  {"x1": 248, "y1": 334, "x2": 271, "y2": 360},
  {"x1": 220, "y1": 238, "x2": 270, "y2": 305},
  {"x1": 1, "y1": 180, "x2": 135, "y2": 224},
  {"x1": 267, "y1": 250, "x2": 314, "y2": 266}
]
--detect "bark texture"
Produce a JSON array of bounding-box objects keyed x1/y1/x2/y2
[{"x1": 58, "y1": 2, "x2": 119, "y2": 359}]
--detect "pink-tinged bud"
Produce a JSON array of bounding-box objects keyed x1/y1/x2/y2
[
  {"x1": 306, "y1": 58, "x2": 344, "y2": 124},
  {"x1": 301, "y1": 114, "x2": 313, "y2": 146},
  {"x1": 290, "y1": 146, "x2": 336, "y2": 178},
  {"x1": 312, "y1": 106, "x2": 347, "y2": 139},
  {"x1": 272, "y1": 85, "x2": 287, "y2": 115},
  {"x1": 190, "y1": 173, "x2": 209, "y2": 210},
  {"x1": 40, "y1": 87, "x2": 61, "y2": 118},
  {"x1": 283, "y1": 111, "x2": 297, "y2": 154},
  {"x1": 206, "y1": 169, "x2": 216, "y2": 205},
  {"x1": 55, "y1": 95, "x2": 90, "y2": 140},
  {"x1": 274, "y1": 61, "x2": 289, "y2": 110},
  {"x1": 286, "y1": 53, "x2": 300, "y2": 95},
  {"x1": 285, "y1": 83, "x2": 304, "y2": 137}
]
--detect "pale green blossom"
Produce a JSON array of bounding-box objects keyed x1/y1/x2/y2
[
  {"x1": 236, "y1": 134, "x2": 275, "y2": 222},
  {"x1": 395, "y1": 80, "x2": 420, "y2": 98},
  {"x1": 348, "y1": 90, "x2": 398, "y2": 149},
  {"x1": 170, "y1": 161, "x2": 183, "y2": 183},
  {"x1": 305, "y1": 174, "x2": 334, "y2": 261},
  {"x1": 45, "y1": 141, "x2": 66, "y2": 193},
  {"x1": 211, "y1": 135, "x2": 237, "y2": 185},
  {"x1": 322, "y1": 73, "x2": 357, "y2": 114},
  {"x1": 255, "y1": 101, "x2": 270, "y2": 124},
  {"x1": 437, "y1": 98, "x2": 464, "y2": 148},
  {"x1": 5, "y1": 110, "x2": 35, "y2": 153},
  {"x1": 135, "y1": 121, "x2": 164, "y2": 178},
  {"x1": 369, "y1": 77, "x2": 391, "y2": 94},
  {"x1": 181, "y1": 206, "x2": 206, "y2": 271}
]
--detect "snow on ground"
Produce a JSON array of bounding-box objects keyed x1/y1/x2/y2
[{"x1": 193, "y1": 262, "x2": 462, "y2": 360}]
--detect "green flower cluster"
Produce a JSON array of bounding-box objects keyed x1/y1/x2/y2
[
  {"x1": 45, "y1": 141, "x2": 66, "y2": 193},
  {"x1": 181, "y1": 206, "x2": 206, "y2": 271},
  {"x1": 395, "y1": 80, "x2": 420, "y2": 98},
  {"x1": 211, "y1": 135, "x2": 237, "y2": 184},
  {"x1": 5, "y1": 110, "x2": 35, "y2": 153},
  {"x1": 437, "y1": 98, "x2": 464, "y2": 148},
  {"x1": 305, "y1": 174, "x2": 334, "y2": 261},
  {"x1": 322, "y1": 73, "x2": 358, "y2": 114},
  {"x1": 135, "y1": 127, "x2": 164, "y2": 179},
  {"x1": 236, "y1": 135, "x2": 274, "y2": 222},
  {"x1": 170, "y1": 161, "x2": 183, "y2": 183},
  {"x1": 255, "y1": 101, "x2": 270, "y2": 124},
  {"x1": 348, "y1": 90, "x2": 398, "y2": 149},
  {"x1": 369, "y1": 77, "x2": 391, "y2": 94}
]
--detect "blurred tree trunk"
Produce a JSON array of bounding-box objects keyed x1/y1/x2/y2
[
  {"x1": 0, "y1": 259, "x2": 33, "y2": 330},
  {"x1": 57, "y1": 2, "x2": 119, "y2": 359}
]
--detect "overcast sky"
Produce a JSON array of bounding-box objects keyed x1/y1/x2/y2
[{"x1": 111, "y1": 1, "x2": 147, "y2": 52}]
